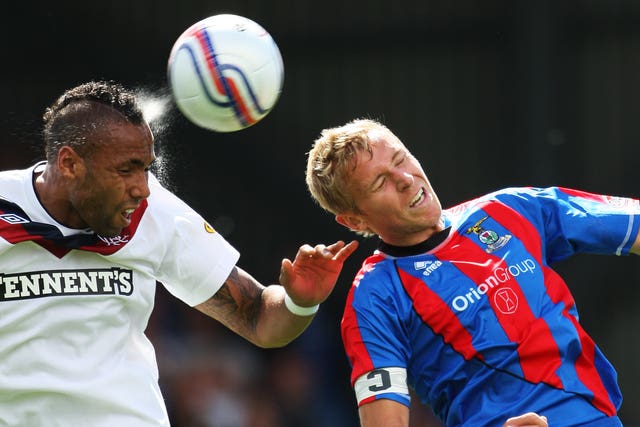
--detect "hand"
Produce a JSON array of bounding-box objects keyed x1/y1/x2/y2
[
  {"x1": 279, "y1": 240, "x2": 359, "y2": 307},
  {"x1": 502, "y1": 412, "x2": 548, "y2": 427}
]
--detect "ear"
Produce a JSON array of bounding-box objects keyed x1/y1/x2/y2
[
  {"x1": 335, "y1": 213, "x2": 367, "y2": 232},
  {"x1": 57, "y1": 146, "x2": 85, "y2": 179}
]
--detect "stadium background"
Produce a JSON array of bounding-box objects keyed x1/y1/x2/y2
[{"x1": 2, "y1": 0, "x2": 640, "y2": 425}]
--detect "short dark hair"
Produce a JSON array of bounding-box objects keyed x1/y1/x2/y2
[{"x1": 42, "y1": 81, "x2": 146, "y2": 161}]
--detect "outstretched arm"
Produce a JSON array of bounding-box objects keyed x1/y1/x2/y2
[{"x1": 195, "y1": 240, "x2": 358, "y2": 348}]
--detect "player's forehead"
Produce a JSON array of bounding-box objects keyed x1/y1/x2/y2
[
  {"x1": 88, "y1": 119, "x2": 155, "y2": 163},
  {"x1": 364, "y1": 130, "x2": 406, "y2": 159},
  {"x1": 345, "y1": 132, "x2": 404, "y2": 186}
]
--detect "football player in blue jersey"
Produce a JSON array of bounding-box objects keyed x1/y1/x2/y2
[{"x1": 305, "y1": 118, "x2": 640, "y2": 427}]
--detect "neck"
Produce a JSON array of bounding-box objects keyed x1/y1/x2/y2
[
  {"x1": 33, "y1": 165, "x2": 82, "y2": 229},
  {"x1": 381, "y1": 217, "x2": 446, "y2": 247}
]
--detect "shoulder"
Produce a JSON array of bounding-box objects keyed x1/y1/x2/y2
[
  {"x1": 144, "y1": 174, "x2": 203, "y2": 223},
  {"x1": 444, "y1": 187, "x2": 553, "y2": 215},
  {"x1": 348, "y1": 253, "x2": 408, "y2": 310},
  {"x1": 354, "y1": 253, "x2": 397, "y2": 287},
  {"x1": 0, "y1": 164, "x2": 37, "y2": 187},
  {"x1": 484, "y1": 187, "x2": 609, "y2": 213},
  {"x1": 135, "y1": 174, "x2": 213, "y2": 244},
  {"x1": 0, "y1": 163, "x2": 42, "y2": 208},
  {"x1": 146, "y1": 174, "x2": 186, "y2": 209},
  {"x1": 487, "y1": 186, "x2": 580, "y2": 202}
]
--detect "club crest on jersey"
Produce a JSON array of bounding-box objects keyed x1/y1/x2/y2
[{"x1": 466, "y1": 216, "x2": 511, "y2": 253}]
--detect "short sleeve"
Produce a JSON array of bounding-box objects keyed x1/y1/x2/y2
[
  {"x1": 342, "y1": 263, "x2": 411, "y2": 406},
  {"x1": 156, "y1": 210, "x2": 240, "y2": 307},
  {"x1": 496, "y1": 187, "x2": 640, "y2": 262}
]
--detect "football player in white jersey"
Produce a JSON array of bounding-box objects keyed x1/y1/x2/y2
[{"x1": 0, "y1": 80, "x2": 358, "y2": 426}]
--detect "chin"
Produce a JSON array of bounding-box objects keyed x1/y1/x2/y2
[{"x1": 95, "y1": 226, "x2": 124, "y2": 238}]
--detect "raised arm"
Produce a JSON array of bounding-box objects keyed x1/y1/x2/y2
[{"x1": 195, "y1": 240, "x2": 358, "y2": 348}]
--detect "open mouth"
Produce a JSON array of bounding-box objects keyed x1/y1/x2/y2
[
  {"x1": 410, "y1": 188, "x2": 425, "y2": 207},
  {"x1": 122, "y1": 208, "x2": 136, "y2": 221}
]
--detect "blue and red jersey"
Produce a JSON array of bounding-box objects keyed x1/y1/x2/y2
[{"x1": 342, "y1": 187, "x2": 639, "y2": 427}]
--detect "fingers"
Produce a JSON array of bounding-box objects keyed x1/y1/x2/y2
[
  {"x1": 295, "y1": 244, "x2": 324, "y2": 259},
  {"x1": 334, "y1": 240, "x2": 359, "y2": 261},
  {"x1": 279, "y1": 258, "x2": 293, "y2": 285},
  {"x1": 298, "y1": 240, "x2": 359, "y2": 261}
]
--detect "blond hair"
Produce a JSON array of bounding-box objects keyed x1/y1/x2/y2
[{"x1": 305, "y1": 118, "x2": 393, "y2": 216}]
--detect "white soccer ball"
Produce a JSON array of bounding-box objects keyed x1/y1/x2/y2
[{"x1": 167, "y1": 14, "x2": 284, "y2": 132}]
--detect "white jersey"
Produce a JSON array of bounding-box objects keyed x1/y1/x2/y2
[{"x1": 0, "y1": 163, "x2": 240, "y2": 426}]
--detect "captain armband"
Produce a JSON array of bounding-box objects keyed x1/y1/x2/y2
[{"x1": 354, "y1": 367, "x2": 409, "y2": 404}]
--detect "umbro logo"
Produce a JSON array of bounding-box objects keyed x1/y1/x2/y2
[{"x1": 0, "y1": 213, "x2": 29, "y2": 224}]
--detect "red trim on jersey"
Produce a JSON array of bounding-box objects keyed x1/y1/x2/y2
[
  {"x1": 342, "y1": 258, "x2": 379, "y2": 386},
  {"x1": 35, "y1": 238, "x2": 69, "y2": 259},
  {"x1": 358, "y1": 396, "x2": 376, "y2": 406},
  {"x1": 557, "y1": 187, "x2": 607, "y2": 203},
  {"x1": 342, "y1": 291, "x2": 374, "y2": 385},
  {"x1": 0, "y1": 199, "x2": 148, "y2": 258},
  {"x1": 398, "y1": 267, "x2": 481, "y2": 362},
  {"x1": 475, "y1": 202, "x2": 564, "y2": 386},
  {"x1": 449, "y1": 233, "x2": 564, "y2": 388},
  {"x1": 75, "y1": 199, "x2": 148, "y2": 255},
  {"x1": 481, "y1": 200, "x2": 616, "y2": 415},
  {"x1": 542, "y1": 266, "x2": 616, "y2": 415},
  {"x1": 564, "y1": 305, "x2": 616, "y2": 416}
]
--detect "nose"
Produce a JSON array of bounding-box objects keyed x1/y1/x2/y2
[
  {"x1": 393, "y1": 171, "x2": 414, "y2": 190},
  {"x1": 130, "y1": 171, "x2": 151, "y2": 200}
]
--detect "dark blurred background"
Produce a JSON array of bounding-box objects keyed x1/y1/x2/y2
[{"x1": 2, "y1": 0, "x2": 639, "y2": 425}]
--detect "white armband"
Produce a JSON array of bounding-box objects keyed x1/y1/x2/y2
[
  {"x1": 284, "y1": 293, "x2": 319, "y2": 316},
  {"x1": 354, "y1": 367, "x2": 409, "y2": 405}
]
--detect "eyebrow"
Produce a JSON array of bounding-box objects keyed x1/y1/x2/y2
[
  {"x1": 391, "y1": 147, "x2": 404, "y2": 162},
  {"x1": 366, "y1": 147, "x2": 403, "y2": 191},
  {"x1": 120, "y1": 157, "x2": 157, "y2": 169}
]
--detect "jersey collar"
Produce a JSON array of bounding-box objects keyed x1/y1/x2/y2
[{"x1": 378, "y1": 226, "x2": 451, "y2": 257}]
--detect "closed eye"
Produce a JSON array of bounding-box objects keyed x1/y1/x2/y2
[
  {"x1": 117, "y1": 158, "x2": 155, "y2": 176},
  {"x1": 371, "y1": 153, "x2": 406, "y2": 191},
  {"x1": 372, "y1": 177, "x2": 386, "y2": 192}
]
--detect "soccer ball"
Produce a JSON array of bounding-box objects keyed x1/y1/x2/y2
[{"x1": 167, "y1": 14, "x2": 284, "y2": 132}]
